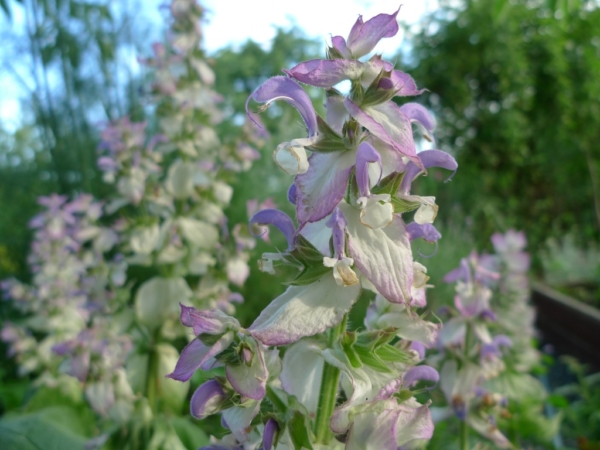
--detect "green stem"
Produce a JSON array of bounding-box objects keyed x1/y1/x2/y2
[
  {"x1": 266, "y1": 385, "x2": 287, "y2": 413},
  {"x1": 145, "y1": 347, "x2": 157, "y2": 413},
  {"x1": 459, "y1": 321, "x2": 473, "y2": 450},
  {"x1": 313, "y1": 316, "x2": 347, "y2": 444},
  {"x1": 145, "y1": 331, "x2": 160, "y2": 414},
  {"x1": 460, "y1": 419, "x2": 469, "y2": 450}
]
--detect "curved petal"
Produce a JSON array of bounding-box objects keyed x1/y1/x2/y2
[
  {"x1": 331, "y1": 35, "x2": 351, "y2": 59},
  {"x1": 287, "y1": 183, "x2": 297, "y2": 205},
  {"x1": 399, "y1": 149, "x2": 458, "y2": 194},
  {"x1": 346, "y1": 8, "x2": 400, "y2": 58},
  {"x1": 263, "y1": 418, "x2": 279, "y2": 450},
  {"x1": 179, "y1": 303, "x2": 240, "y2": 335},
  {"x1": 326, "y1": 207, "x2": 348, "y2": 258},
  {"x1": 249, "y1": 209, "x2": 296, "y2": 250},
  {"x1": 391, "y1": 71, "x2": 425, "y2": 97},
  {"x1": 399, "y1": 103, "x2": 436, "y2": 132},
  {"x1": 403, "y1": 366, "x2": 439, "y2": 388},
  {"x1": 406, "y1": 222, "x2": 442, "y2": 242},
  {"x1": 284, "y1": 59, "x2": 364, "y2": 88},
  {"x1": 345, "y1": 99, "x2": 422, "y2": 169},
  {"x1": 355, "y1": 142, "x2": 382, "y2": 198},
  {"x1": 410, "y1": 341, "x2": 426, "y2": 360},
  {"x1": 166, "y1": 338, "x2": 210, "y2": 382},
  {"x1": 190, "y1": 380, "x2": 226, "y2": 419},
  {"x1": 246, "y1": 76, "x2": 317, "y2": 136},
  {"x1": 167, "y1": 334, "x2": 233, "y2": 381},
  {"x1": 295, "y1": 151, "x2": 356, "y2": 225}
]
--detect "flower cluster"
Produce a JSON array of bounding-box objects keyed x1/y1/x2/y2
[
  {"x1": 1, "y1": 194, "x2": 125, "y2": 392},
  {"x1": 426, "y1": 231, "x2": 555, "y2": 448},
  {"x1": 98, "y1": 0, "x2": 264, "y2": 323},
  {"x1": 2, "y1": 1, "x2": 263, "y2": 446},
  {"x1": 169, "y1": 8, "x2": 457, "y2": 449},
  {"x1": 427, "y1": 251, "x2": 513, "y2": 448},
  {"x1": 489, "y1": 230, "x2": 539, "y2": 372}
]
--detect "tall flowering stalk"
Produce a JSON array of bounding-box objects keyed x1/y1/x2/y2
[
  {"x1": 91, "y1": 0, "x2": 263, "y2": 446},
  {"x1": 0, "y1": 194, "x2": 126, "y2": 397},
  {"x1": 431, "y1": 250, "x2": 513, "y2": 449},
  {"x1": 2, "y1": 0, "x2": 263, "y2": 447},
  {"x1": 169, "y1": 8, "x2": 458, "y2": 449},
  {"x1": 427, "y1": 231, "x2": 558, "y2": 448}
]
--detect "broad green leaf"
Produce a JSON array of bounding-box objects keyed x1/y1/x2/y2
[
  {"x1": 288, "y1": 411, "x2": 314, "y2": 450},
  {"x1": 0, "y1": 406, "x2": 90, "y2": 450},
  {"x1": 169, "y1": 417, "x2": 209, "y2": 450}
]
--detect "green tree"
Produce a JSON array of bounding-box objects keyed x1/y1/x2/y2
[
  {"x1": 0, "y1": 0, "x2": 160, "y2": 280},
  {"x1": 406, "y1": 0, "x2": 600, "y2": 260}
]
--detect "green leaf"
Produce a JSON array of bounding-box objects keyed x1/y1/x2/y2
[
  {"x1": 290, "y1": 235, "x2": 326, "y2": 265},
  {"x1": 288, "y1": 411, "x2": 314, "y2": 450},
  {"x1": 353, "y1": 346, "x2": 393, "y2": 373},
  {"x1": 340, "y1": 331, "x2": 362, "y2": 368},
  {"x1": 390, "y1": 197, "x2": 421, "y2": 214},
  {"x1": 371, "y1": 172, "x2": 405, "y2": 197},
  {"x1": 0, "y1": 407, "x2": 90, "y2": 450},
  {"x1": 349, "y1": 80, "x2": 364, "y2": 105},
  {"x1": 393, "y1": 389, "x2": 414, "y2": 403},
  {"x1": 286, "y1": 263, "x2": 331, "y2": 286},
  {"x1": 376, "y1": 344, "x2": 412, "y2": 363},
  {"x1": 483, "y1": 372, "x2": 546, "y2": 401},
  {"x1": 169, "y1": 417, "x2": 209, "y2": 449},
  {"x1": 285, "y1": 235, "x2": 332, "y2": 286},
  {"x1": 547, "y1": 394, "x2": 569, "y2": 408},
  {"x1": 307, "y1": 117, "x2": 347, "y2": 153},
  {"x1": 355, "y1": 328, "x2": 396, "y2": 350},
  {"x1": 342, "y1": 343, "x2": 363, "y2": 369}
]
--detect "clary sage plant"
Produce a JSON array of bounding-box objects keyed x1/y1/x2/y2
[
  {"x1": 427, "y1": 231, "x2": 559, "y2": 449},
  {"x1": 168, "y1": 8, "x2": 458, "y2": 449},
  {"x1": 2, "y1": 0, "x2": 263, "y2": 447}
]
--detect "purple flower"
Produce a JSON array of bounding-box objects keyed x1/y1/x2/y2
[
  {"x1": 332, "y1": 8, "x2": 400, "y2": 59},
  {"x1": 190, "y1": 379, "x2": 227, "y2": 419},
  {"x1": 246, "y1": 76, "x2": 317, "y2": 136}
]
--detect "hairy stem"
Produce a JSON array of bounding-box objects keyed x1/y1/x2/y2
[{"x1": 314, "y1": 315, "x2": 347, "y2": 444}]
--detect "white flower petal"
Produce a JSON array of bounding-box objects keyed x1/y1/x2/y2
[
  {"x1": 177, "y1": 217, "x2": 218, "y2": 249},
  {"x1": 273, "y1": 139, "x2": 311, "y2": 176},
  {"x1": 280, "y1": 339, "x2": 325, "y2": 415},
  {"x1": 358, "y1": 196, "x2": 394, "y2": 230},
  {"x1": 249, "y1": 273, "x2": 361, "y2": 346},
  {"x1": 134, "y1": 277, "x2": 192, "y2": 329},
  {"x1": 340, "y1": 203, "x2": 413, "y2": 304}
]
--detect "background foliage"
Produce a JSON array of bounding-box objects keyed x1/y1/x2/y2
[
  {"x1": 406, "y1": 0, "x2": 600, "y2": 265},
  {"x1": 0, "y1": 0, "x2": 599, "y2": 448}
]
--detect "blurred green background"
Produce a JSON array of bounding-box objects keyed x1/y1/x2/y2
[{"x1": 0, "y1": 0, "x2": 599, "y2": 447}]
